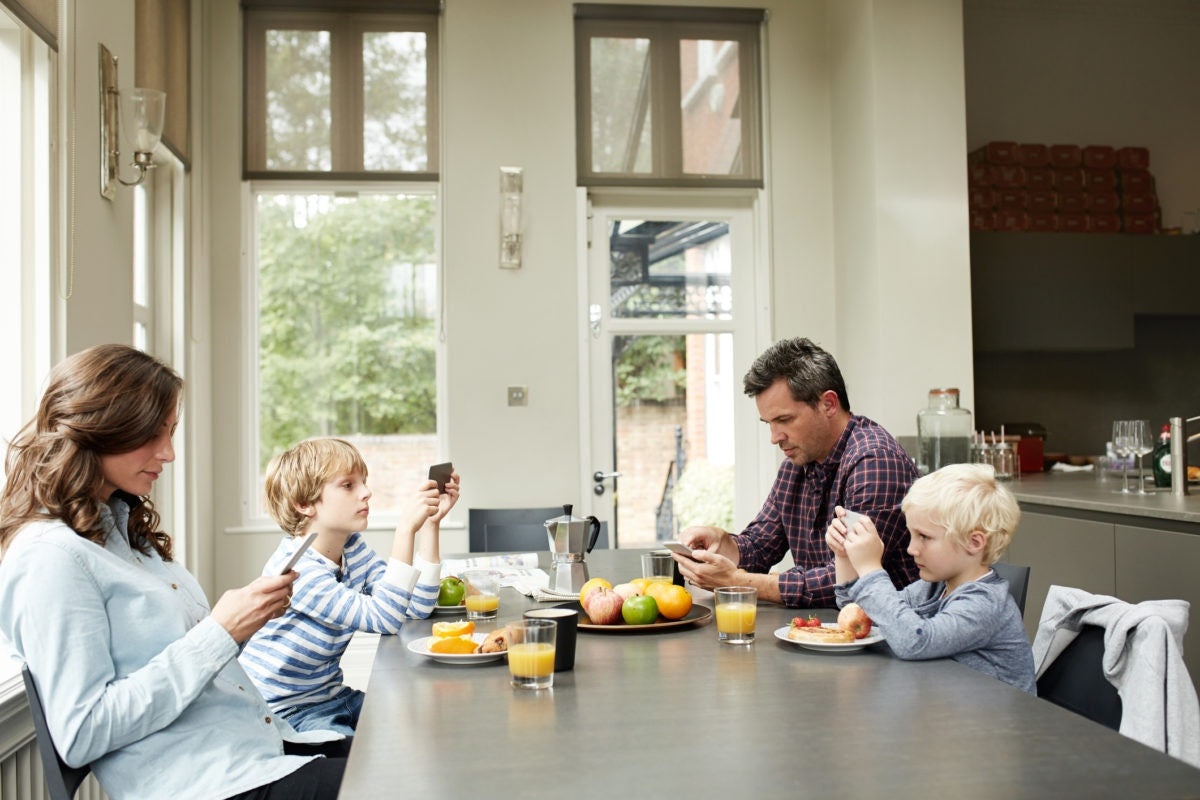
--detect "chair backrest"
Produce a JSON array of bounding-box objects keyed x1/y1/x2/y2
[
  {"x1": 1036, "y1": 624, "x2": 1122, "y2": 730},
  {"x1": 21, "y1": 664, "x2": 92, "y2": 800},
  {"x1": 468, "y1": 507, "x2": 609, "y2": 552},
  {"x1": 993, "y1": 561, "x2": 1031, "y2": 617}
]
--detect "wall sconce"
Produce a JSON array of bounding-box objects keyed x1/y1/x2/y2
[
  {"x1": 499, "y1": 166, "x2": 524, "y2": 269},
  {"x1": 99, "y1": 44, "x2": 166, "y2": 200}
]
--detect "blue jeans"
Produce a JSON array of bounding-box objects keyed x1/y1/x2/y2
[{"x1": 282, "y1": 687, "x2": 365, "y2": 736}]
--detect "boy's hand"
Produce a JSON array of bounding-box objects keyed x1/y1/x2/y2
[
  {"x1": 402, "y1": 480, "x2": 442, "y2": 534},
  {"x1": 430, "y1": 470, "x2": 461, "y2": 523},
  {"x1": 842, "y1": 514, "x2": 885, "y2": 576}
]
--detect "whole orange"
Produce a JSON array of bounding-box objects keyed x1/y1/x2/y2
[{"x1": 655, "y1": 585, "x2": 693, "y2": 620}]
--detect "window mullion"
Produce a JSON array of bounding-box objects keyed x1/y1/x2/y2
[
  {"x1": 652, "y1": 33, "x2": 682, "y2": 179},
  {"x1": 330, "y1": 19, "x2": 363, "y2": 171}
]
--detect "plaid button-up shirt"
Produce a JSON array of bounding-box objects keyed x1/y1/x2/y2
[{"x1": 733, "y1": 415, "x2": 920, "y2": 608}]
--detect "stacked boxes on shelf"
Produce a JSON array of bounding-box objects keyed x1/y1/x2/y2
[{"x1": 969, "y1": 142, "x2": 1160, "y2": 234}]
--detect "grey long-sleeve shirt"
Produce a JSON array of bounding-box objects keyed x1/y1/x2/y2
[{"x1": 836, "y1": 568, "x2": 1036, "y2": 693}]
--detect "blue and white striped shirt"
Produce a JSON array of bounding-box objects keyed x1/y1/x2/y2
[{"x1": 239, "y1": 533, "x2": 440, "y2": 714}]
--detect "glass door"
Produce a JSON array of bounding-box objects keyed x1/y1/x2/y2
[{"x1": 585, "y1": 193, "x2": 764, "y2": 548}]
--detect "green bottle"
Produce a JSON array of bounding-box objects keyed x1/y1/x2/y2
[{"x1": 1152, "y1": 424, "x2": 1172, "y2": 488}]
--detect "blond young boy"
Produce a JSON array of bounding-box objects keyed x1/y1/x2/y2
[
  {"x1": 240, "y1": 438, "x2": 460, "y2": 733},
  {"x1": 825, "y1": 462, "x2": 1035, "y2": 693}
]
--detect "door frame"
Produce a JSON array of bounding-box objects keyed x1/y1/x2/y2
[{"x1": 575, "y1": 187, "x2": 773, "y2": 544}]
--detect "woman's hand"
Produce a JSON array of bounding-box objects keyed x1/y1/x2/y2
[{"x1": 211, "y1": 572, "x2": 297, "y2": 643}]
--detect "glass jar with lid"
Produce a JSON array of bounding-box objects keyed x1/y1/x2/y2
[{"x1": 916, "y1": 388, "x2": 973, "y2": 475}]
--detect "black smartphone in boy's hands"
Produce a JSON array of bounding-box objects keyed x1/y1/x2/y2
[{"x1": 428, "y1": 462, "x2": 453, "y2": 493}]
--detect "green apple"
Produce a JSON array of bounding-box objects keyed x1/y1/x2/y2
[
  {"x1": 621, "y1": 594, "x2": 659, "y2": 625},
  {"x1": 437, "y1": 576, "x2": 466, "y2": 606}
]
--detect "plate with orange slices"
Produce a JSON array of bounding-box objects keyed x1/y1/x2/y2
[{"x1": 408, "y1": 633, "x2": 506, "y2": 664}]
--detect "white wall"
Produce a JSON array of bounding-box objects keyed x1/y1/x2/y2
[{"x1": 197, "y1": 0, "x2": 971, "y2": 593}]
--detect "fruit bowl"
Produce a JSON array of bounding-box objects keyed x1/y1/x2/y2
[{"x1": 556, "y1": 601, "x2": 712, "y2": 633}]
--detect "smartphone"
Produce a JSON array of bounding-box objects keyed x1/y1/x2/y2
[
  {"x1": 841, "y1": 510, "x2": 867, "y2": 531},
  {"x1": 278, "y1": 532, "x2": 319, "y2": 575},
  {"x1": 428, "y1": 461, "x2": 453, "y2": 493},
  {"x1": 661, "y1": 541, "x2": 698, "y2": 560}
]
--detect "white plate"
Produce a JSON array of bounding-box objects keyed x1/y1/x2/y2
[
  {"x1": 407, "y1": 633, "x2": 506, "y2": 664},
  {"x1": 773, "y1": 623, "x2": 884, "y2": 653},
  {"x1": 432, "y1": 604, "x2": 467, "y2": 615}
]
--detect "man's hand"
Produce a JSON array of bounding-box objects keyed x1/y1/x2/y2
[{"x1": 211, "y1": 572, "x2": 297, "y2": 643}]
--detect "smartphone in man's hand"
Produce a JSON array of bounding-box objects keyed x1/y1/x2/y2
[{"x1": 428, "y1": 462, "x2": 453, "y2": 493}]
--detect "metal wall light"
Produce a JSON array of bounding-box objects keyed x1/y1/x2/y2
[
  {"x1": 99, "y1": 44, "x2": 166, "y2": 200},
  {"x1": 499, "y1": 166, "x2": 524, "y2": 269}
]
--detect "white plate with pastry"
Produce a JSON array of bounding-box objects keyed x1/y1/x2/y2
[
  {"x1": 408, "y1": 632, "x2": 507, "y2": 664},
  {"x1": 774, "y1": 623, "x2": 884, "y2": 653}
]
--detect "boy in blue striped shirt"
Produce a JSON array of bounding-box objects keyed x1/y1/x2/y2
[{"x1": 240, "y1": 437, "x2": 460, "y2": 734}]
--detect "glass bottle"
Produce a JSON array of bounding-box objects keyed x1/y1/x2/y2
[
  {"x1": 1152, "y1": 424, "x2": 1172, "y2": 488},
  {"x1": 916, "y1": 388, "x2": 973, "y2": 475}
]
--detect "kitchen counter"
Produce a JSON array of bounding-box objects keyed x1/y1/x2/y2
[{"x1": 1007, "y1": 470, "x2": 1200, "y2": 526}]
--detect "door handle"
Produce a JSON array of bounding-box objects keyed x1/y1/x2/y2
[{"x1": 592, "y1": 470, "x2": 621, "y2": 496}]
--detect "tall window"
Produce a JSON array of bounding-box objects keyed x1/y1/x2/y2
[
  {"x1": 243, "y1": 3, "x2": 442, "y2": 519},
  {"x1": 575, "y1": 4, "x2": 764, "y2": 187}
]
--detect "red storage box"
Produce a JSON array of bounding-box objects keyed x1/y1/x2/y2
[
  {"x1": 1090, "y1": 213, "x2": 1121, "y2": 233},
  {"x1": 1025, "y1": 167, "x2": 1054, "y2": 190},
  {"x1": 1049, "y1": 144, "x2": 1082, "y2": 168},
  {"x1": 969, "y1": 163, "x2": 994, "y2": 186},
  {"x1": 1017, "y1": 144, "x2": 1050, "y2": 167},
  {"x1": 996, "y1": 209, "x2": 1030, "y2": 231},
  {"x1": 1028, "y1": 212, "x2": 1059, "y2": 232},
  {"x1": 970, "y1": 141, "x2": 1019, "y2": 164},
  {"x1": 1083, "y1": 145, "x2": 1116, "y2": 169},
  {"x1": 970, "y1": 187, "x2": 996, "y2": 209},
  {"x1": 997, "y1": 189, "x2": 1028, "y2": 209},
  {"x1": 970, "y1": 209, "x2": 998, "y2": 230},
  {"x1": 992, "y1": 165, "x2": 1027, "y2": 188},
  {"x1": 1027, "y1": 189, "x2": 1057, "y2": 212},
  {"x1": 1053, "y1": 169, "x2": 1086, "y2": 192},
  {"x1": 1117, "y1": 146, "x2": 1150, "y2": 170},
  {"x1": 1123, "y1": 213, "x2": 1158, "y2": 234},
  {"x1": 1122, "y1": 193, "x2": 1158, "y2": 214},
  {"x1": 1120, "y1": 169, "x2": 1155, "y2": 193},
  {"x1": 1089, "y1": 191, "x2": 1120, "y2": 214},
  {"x1": 1085, "y1": 169, "x2": 1117, "y2": 192},
  {"x1": 1059, "y1": 191, "x2": 1088, "y2": 213},
  {"x1": 1060, "y1": 213, "x2": 1089, "y2": 232}
]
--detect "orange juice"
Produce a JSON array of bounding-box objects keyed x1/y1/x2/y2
[
  {"x1": 465, "y1": 593, "x2": 499, "y2": 619},
  {"x1": 643, "y1": 575, "x2": 671, "y2": 585},
  {"x1": 715, "y1": 601, "x2": 756, "y2": 641},
  {"x1": 508, "y1": 642, "x2": 555, "y2": 689}
]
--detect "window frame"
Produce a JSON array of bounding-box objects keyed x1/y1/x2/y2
[
  {"x1": 574, "y1": 5, "x2": 764, "y2": 188},
  {"x1": 240, "y1": 179, "x2": 445, "y2": 528},
  {"x1": 243, "y1": 8, "x2": 440, "y2": 180}
]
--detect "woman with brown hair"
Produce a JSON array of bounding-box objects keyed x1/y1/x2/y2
[{"x1": 0, "y1": 344, "x2": 348, "y2": 800}]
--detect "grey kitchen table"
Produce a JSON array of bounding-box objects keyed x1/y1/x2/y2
[{"x1": 338, "y1": 549, "x2": 1200, "y2": 799}]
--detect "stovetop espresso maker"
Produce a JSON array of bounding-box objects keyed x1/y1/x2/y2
[{"x1": 544, "y1": 504, "x2": 601, "y2": 594}]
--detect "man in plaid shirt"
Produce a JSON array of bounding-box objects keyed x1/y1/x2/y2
[{"x1": 675, "y1": 338, "x2": 920, "y2": 608}]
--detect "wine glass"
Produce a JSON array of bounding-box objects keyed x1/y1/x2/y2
[
  {"x1": 1112, "y1": 420, "x2": 1132, "y2": 493},
  {"x1": 1130, "y1": 419, "x2": 1154, "y2": 494}
]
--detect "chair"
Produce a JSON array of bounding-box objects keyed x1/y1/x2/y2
[
  {"x1": 21, "y1": 664, "x2": 93, "y2": 800},
  {"x1": 467, "y1": 507, "x2": 609, "y2": 552},
  {"x1": 1036, "y1": 624, "x2": 1123, "y2": 730},
  {"x1": 993, "y1": 561, "x2": 1031, "y2": 617}
]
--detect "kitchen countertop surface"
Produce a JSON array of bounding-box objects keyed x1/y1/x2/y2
[{"x1": 1008, "y1": 470, "x2": 1200, "y2": 524}]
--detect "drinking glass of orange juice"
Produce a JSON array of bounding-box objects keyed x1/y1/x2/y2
[
  {"x1": 714, "y1": 586, "x2": 757, "y2": 645},
  {"x1": 641, "y1": 551, "x2": 674, "y2": 585},
  {"x1": 462, "y1": 570, "x2": 501, "y2": 620},
  {"x1": 508, "y1": 618, "x2": 557, "y2": 690}
]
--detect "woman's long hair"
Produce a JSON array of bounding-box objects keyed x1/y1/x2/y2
[{"x1": 0, "y1": 344, "x2": 183, "y2": 560}]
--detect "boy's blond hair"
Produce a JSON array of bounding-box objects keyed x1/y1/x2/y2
[
  {"x1": 901, "y1": 463, "x2": 1020, "y2": 565},
  {"x1": 264, "y1": 438, "x2": 369, "y2": 536}
]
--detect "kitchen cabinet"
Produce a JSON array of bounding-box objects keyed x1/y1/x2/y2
[
  {"x1": 1004, "y1": 509, "x2": 1115, "y2": 639},
  {"x1": 970, "y1": 232, "x2": 1200, "y2": 352}
]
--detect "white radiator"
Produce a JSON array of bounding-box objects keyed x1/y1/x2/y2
[{"x1": 0, "y1": 683, "x2": 106, "y2": 800}]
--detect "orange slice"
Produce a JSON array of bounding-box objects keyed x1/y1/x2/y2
[
  {"x1": 428, "y1": 635, "x2": 480, "y2": 655},
  {"x1": 432, "y1": 619, "x2": 475, "y2": 638}
]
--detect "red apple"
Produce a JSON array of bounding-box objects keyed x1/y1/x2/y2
[
  {"x1": 837, "y1": 602, "x2": 873, "y2": 639},
  {"x1": 584, "y1": 587, "x2": 624, "y2": 625}
]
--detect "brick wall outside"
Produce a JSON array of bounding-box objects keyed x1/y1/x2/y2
[{"x1": 615, "y1": 401, "x2": 688, "y2": 547}]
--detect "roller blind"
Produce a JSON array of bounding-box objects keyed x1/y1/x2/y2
[
  {"x1": 136, "y1": 0, "x2": 190, "y2": 165},
  {"x1": 0, "y1": 0, "x2": 57, "y2": 49}
]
